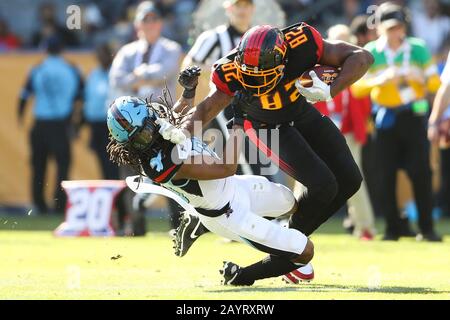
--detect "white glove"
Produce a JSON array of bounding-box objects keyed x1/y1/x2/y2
[
  {"x1": 155, "y1": 118, "x2": 186, "y2": 144},
  {"x1": 295, "y1": 71, "x2": 332, "y2": 103}
]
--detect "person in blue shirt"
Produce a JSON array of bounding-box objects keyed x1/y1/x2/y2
[
  {"x1": 83, "y1": 44, "x2": 118, "y2": 180},
  {"x1": 18, "y1": 36, "x2": 83, "y2": 214}
]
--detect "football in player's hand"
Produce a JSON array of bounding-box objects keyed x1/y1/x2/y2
[{"x1": 298, "y1": 65, "x2": 339, "y2": 87}]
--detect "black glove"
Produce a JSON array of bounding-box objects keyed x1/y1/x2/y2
[
  {"x1": 178, "y1": 65, "x2": 201, "y2": 91},
  {"x1": 226, "y1": 104, "x2": 245, "y2": 129}
]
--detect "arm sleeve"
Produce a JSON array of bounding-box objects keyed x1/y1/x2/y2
[
  {"x1": 211, "y1": 68, "x2": 235, "y2": 96},
  {"x1": 304, "y1": 24, "x2": 324, "y2": 63},
  {"x1": 210, "y1": 55, "x2": 240, "y2": 96},
  {"x1": 283, "y1": 23, "x2": 324, "y2": 74}
]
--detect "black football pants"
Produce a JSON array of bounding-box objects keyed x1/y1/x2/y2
[{"x1": 245, "y1": 104, "x2": 362, "y2": 236}]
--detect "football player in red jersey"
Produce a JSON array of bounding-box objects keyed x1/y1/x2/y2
[{"x1": 175, "y1": 22, "x2": 373, "y2": 285}]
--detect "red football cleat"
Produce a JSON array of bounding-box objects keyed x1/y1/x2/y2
[
  {"x1": 360, "y1": 229, "x2": 375, "y2": 241},
  {"x1": 282, "y1": 263, "x2": 314, "y2": 284}
]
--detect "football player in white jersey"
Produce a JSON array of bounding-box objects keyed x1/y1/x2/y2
[{"x1": 106, "y1": 73, "x2": 314, "y2": 285}]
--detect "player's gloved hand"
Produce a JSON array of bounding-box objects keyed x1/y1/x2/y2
[
  {"x1": 233, "y1": 104, "x2": 245, "y2": 126},
  {"x1": 226, "y1": 104, "x2": 245, "y2": 129},
  {"x1": 226, "y1": 117, "x2": 245, "y2": 129},
  {"x1": 155, "y1": 118, "x2": 186, "y2": 144},
  {"x1": 178, "y1": 66, "x2": 201, "y2": 91},
  {"x1": 295, "y1": 71, "x2": 332, "y2": 103}
]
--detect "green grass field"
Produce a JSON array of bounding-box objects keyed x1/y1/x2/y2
[{"x1": 1, "y1": 215, "x2": 450, "y2": 300}]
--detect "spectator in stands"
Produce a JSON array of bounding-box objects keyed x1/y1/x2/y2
[
  {"x1": 352, "y1": 3, "x2": 442, "y2": 241},
  {"x1": 343, "y1": 0, "x2": 364, "y2": 23},
  {"x1": 109, "y1": 1, "x2": 182, "y2": 235},
  {"x1": 78, "y1": 3, "x2": 106, "y2": 48},
  {"x1": 170, "y1": 0, "x2": 197, "y2": 51},
  {"x1": 109, "y1": 1, "x2": 181, "y2": 100},
  {"x1": 429, "y1": 51, "x2": 450, "y2": 217},
  {"x1": 31, "y1": 2, "x2": 79, "y2": 48},
  {"x1": 85, "y1": 5, "x2": 135, "y2": 50},
  {"x1": 314, "y1": 24, "x2": 376, "y2": 240},
  {"x1": 18, "y1": 36, "x2": 83, "y2": 214},
  {"x1": 83, "y1": 43, "x2": 119, "y2": 180},
  {"x1": 350, "y1": 14, "x2": 378, "y2": 48},
  {"x1": 0, "y1": 19, "x2": 20, "y2": 51},
  {"x1": 351, "y1": 12, "x2": 427, "y2": 239}
]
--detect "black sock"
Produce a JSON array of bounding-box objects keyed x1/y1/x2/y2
[{"x1": 234, "y1": 255, "x2": 302, "y2": 285}]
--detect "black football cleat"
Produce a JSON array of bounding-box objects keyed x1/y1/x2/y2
[
  {"x1": 220, "y1": 261, "x2": 242, "y2": 285},
  {"x1": 173, "y1": 212, "x2": 205, "y2": 257}
]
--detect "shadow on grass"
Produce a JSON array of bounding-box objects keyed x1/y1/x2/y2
[{"x1": 207, "y1": 283, "x2": 449, "y2": 295}]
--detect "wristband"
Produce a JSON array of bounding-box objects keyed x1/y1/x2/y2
[{"x1": 182, "y1": 88, "x2": 196, "y2": 99}]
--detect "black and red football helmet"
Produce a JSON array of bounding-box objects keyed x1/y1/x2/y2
[{"x1": 235, "y1": 25, "x2": 288, "y2": 96}]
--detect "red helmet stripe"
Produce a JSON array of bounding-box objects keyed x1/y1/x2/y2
[
  {"x1": 243, "y1": 26, "x2": 271, "y2": 67},
  {"x1": 111, "y1": 104, "x2": 134, "y2": 133},
  {"x1": 243, "y1": 32, "x2": 260, "y2": 66},
  {"x1": 254, "y1": 27, "x2": 271, "y2": 64}
]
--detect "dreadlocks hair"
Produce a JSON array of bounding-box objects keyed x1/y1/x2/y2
[{"x1": 106, "y1": 88, "x2": 190, "y2": 172}]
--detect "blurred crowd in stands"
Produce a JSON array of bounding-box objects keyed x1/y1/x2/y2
[{"x1": 1, "y1": 1, "x2": 448, "y2": 58}]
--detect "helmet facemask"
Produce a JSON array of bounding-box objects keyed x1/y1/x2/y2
[
  {"x1": 234, "y1": 58, "x2": 285, "y2": 96},
  {"x1": 127, "y1": 116, "x2": 160, "y2": 152}
]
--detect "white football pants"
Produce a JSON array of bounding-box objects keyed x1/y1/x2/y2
[{"x1": 199, "y1": 175, "x2": 308, "y2": 258}]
